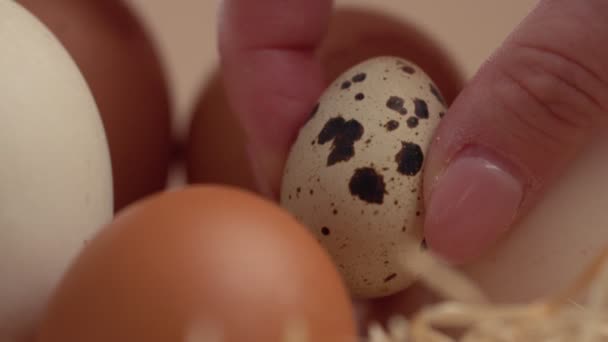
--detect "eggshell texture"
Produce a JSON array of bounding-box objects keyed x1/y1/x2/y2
[
  {"x1": 280, "y1": 56, "x2": 447, "y2": 299},
  {"x1": 37, "y1": 186, "x2": 356, "y2": 342},
  {"x1": 0, "y1": 2, "x2": 113, "y2": 340},
  {"x1": 19, "y1": 0, "x2": 173, "y2": 212}
]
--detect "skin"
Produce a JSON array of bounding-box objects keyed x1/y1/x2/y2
[
  {"x1": 218, "y1": 0, "x2": 608, "y2": 264},
  {"x1": 218, "y1": 0, "x2": 608, "y2": 322}
]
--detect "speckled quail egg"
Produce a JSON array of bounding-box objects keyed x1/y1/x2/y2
[{"x1": 280, "y1": 56, "x2": 447, "y2": 299}]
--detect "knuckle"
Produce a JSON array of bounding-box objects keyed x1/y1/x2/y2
[{"x1": 490, "y1": 42, "x2": 608, "y2": 145}]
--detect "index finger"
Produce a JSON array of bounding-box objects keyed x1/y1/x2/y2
[{"x1": 218, "y1": 0, "x2": 334, "y2": 197}]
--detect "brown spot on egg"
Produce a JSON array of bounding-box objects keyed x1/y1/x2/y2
[
  {"x1": 421, "y1": 239, "x2": 428, "y2": 250},
  {"x1": 407, "y1": 117, "x2": 419, "y2": 128},
  {"x1": 395, "y1": 142, "x2": 424, "y2": 176},
  {"x1": 321, "y1": 227, "x2": 331, "y2": 236},
  {"x1": 355, "y1": 93, "x2": 365, "y2": 101},
  {"x1": 414, "y1": 98, "x2": 429, "y2": 119},
  {"x1": 439, "y1": 112, "x2": 445, "y2": 118},
  {"x1": 430, "y1": 83, "x2": 446, "y2": 105},
  {"x1": 349, "y1": 167, "x2": 387, "y2": 204},
  {"x1": 341, "y1": 81, "x2": 352, "y2": 89},
  {"x1": 318, "y1": 116, "x2": 364, "y2": 167},
  {"x1": 401, "y1": 65, "x2": 416, "y2": 74},
  {"x1": 352, "y1": 73, "x2": 367, "y2": 82},
  {"x1": 384, "y1": 273, "x2": 397, "y2": 282},
  {"x1": 386, "y1": 96, "x2": 406, "y2": 114},
  {"x1": 384, "y1": 120, "x2": 399, "y2": 131},
  {"x1": 333, "y1": 209, "x2": 338, "y2": 215}
]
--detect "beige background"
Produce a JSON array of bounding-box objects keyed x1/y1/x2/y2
[
  {"x1": 124, "y1": 0, "x2": 537, "y2": 133},
  {"x1": 124, "y1": 0, "x2": 608, "y2": 304}
]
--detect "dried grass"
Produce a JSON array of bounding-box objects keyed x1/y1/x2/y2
[{"x1": 188, "y1": 236, "x2": 608, "y2": 342}]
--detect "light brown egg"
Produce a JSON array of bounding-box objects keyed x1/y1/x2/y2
[
  {"x1": 186, "y1": 72, "x2": 257, "y2": 192},
  {"x1": 19, "y1": 0, "x2": 173, "y2": 212},
  {"x1": 185, "y1": 7, "x2": 462, "y2": 194},
  {"x1": 36, "y1": 185, "x2": 356, "y2": 342}
]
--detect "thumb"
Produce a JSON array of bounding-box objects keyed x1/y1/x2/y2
[{"x1": 423, "y1": 0, "x2": 608, "y2": 264}]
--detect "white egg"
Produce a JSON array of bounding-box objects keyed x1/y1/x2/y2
[
  {"x1": 0, "y1": 2, "x2": 113, "y2": 339},
  {"x1": 280, "y1": 56, "x2": 446, "y2": 299}
]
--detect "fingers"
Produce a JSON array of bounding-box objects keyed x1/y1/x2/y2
[
  {"x1": 218, "y1": 0, "x2": 333, "y2": 198},
  {"x1": 423, "y1": 0, "x2": 608, "y2": 264}
]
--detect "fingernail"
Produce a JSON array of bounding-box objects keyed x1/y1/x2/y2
[{"x1": 424, "y1": 149, "x2": 524, "y2": 264}]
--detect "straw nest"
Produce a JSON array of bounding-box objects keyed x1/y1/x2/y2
[{"x1": 189, "y1": 237, "x2": 608, "y2": 342}]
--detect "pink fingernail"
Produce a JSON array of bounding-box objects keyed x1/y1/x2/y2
[{"x1": 424, "y1": 149, "x2": 524, "y2": 264}]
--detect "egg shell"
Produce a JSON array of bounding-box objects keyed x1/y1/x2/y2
[
  {"x1": 0, "y1": 2, "x2": 113, "y2": 339},
  {"x1": 280, "y1": 56, "x2": 447, "y2": 299},
  {"x1": 36, "y1": 186, "x2": 356, "y2": 342}
]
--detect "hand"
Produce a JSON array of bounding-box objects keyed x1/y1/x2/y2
[{"x1": 219, "y1": 0, "x2": 608, "y2": 267}]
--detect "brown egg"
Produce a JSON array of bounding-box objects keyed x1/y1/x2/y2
[
  {"x1": 317, "y1": 7, "x2": 464, "y2": 106},
  {"x1": 36, "y1": 186, "x2": 356, "y2": 342},
  {"x1": 185, "y1": 7, "x2": 463, "y2": 193},
  {"x1": 19, "y1": 0, "x2": 173, "y2": 212},
  {"x1": 186, "y1": 72, "x2": 257, "y2": 192}
]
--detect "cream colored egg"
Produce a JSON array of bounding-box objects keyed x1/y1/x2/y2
[
  {"x1": 0, "y1": 2, "x2": 113, "y2": 340},
  {"x1": 280, "y1": 56, "x2": 447, "y2": 299}
]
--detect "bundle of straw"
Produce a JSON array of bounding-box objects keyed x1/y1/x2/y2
[
  {"x1": 364, "y1": 237, "x2": 608, "y2": 342},
  {"x1": 189, "y1": 236, "x2": 608, "y2": 342}
]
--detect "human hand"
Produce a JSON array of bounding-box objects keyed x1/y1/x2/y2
[{"x1": 218, "y1": 0, "x2": 608, "y2": 267}]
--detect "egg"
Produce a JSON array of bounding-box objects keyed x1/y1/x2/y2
[
  {"x1": 185, "y1": 7, "x2": 462, "y2": 194},
  {"x1": 280, "y1": 56, "x2": 447, "y2": 299},
  {"x1": 0, "y1": 2, "x2": 113, "y2": 340},
  {"x1": 185, "y1": 72, "x2": 257, "y2": 192},
  {"x1": 36, "y1": 186, "x2": 356, "y2": 342},
  {"x1": 19, "y1": 0, "x2": 173, "y2": 212}
]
